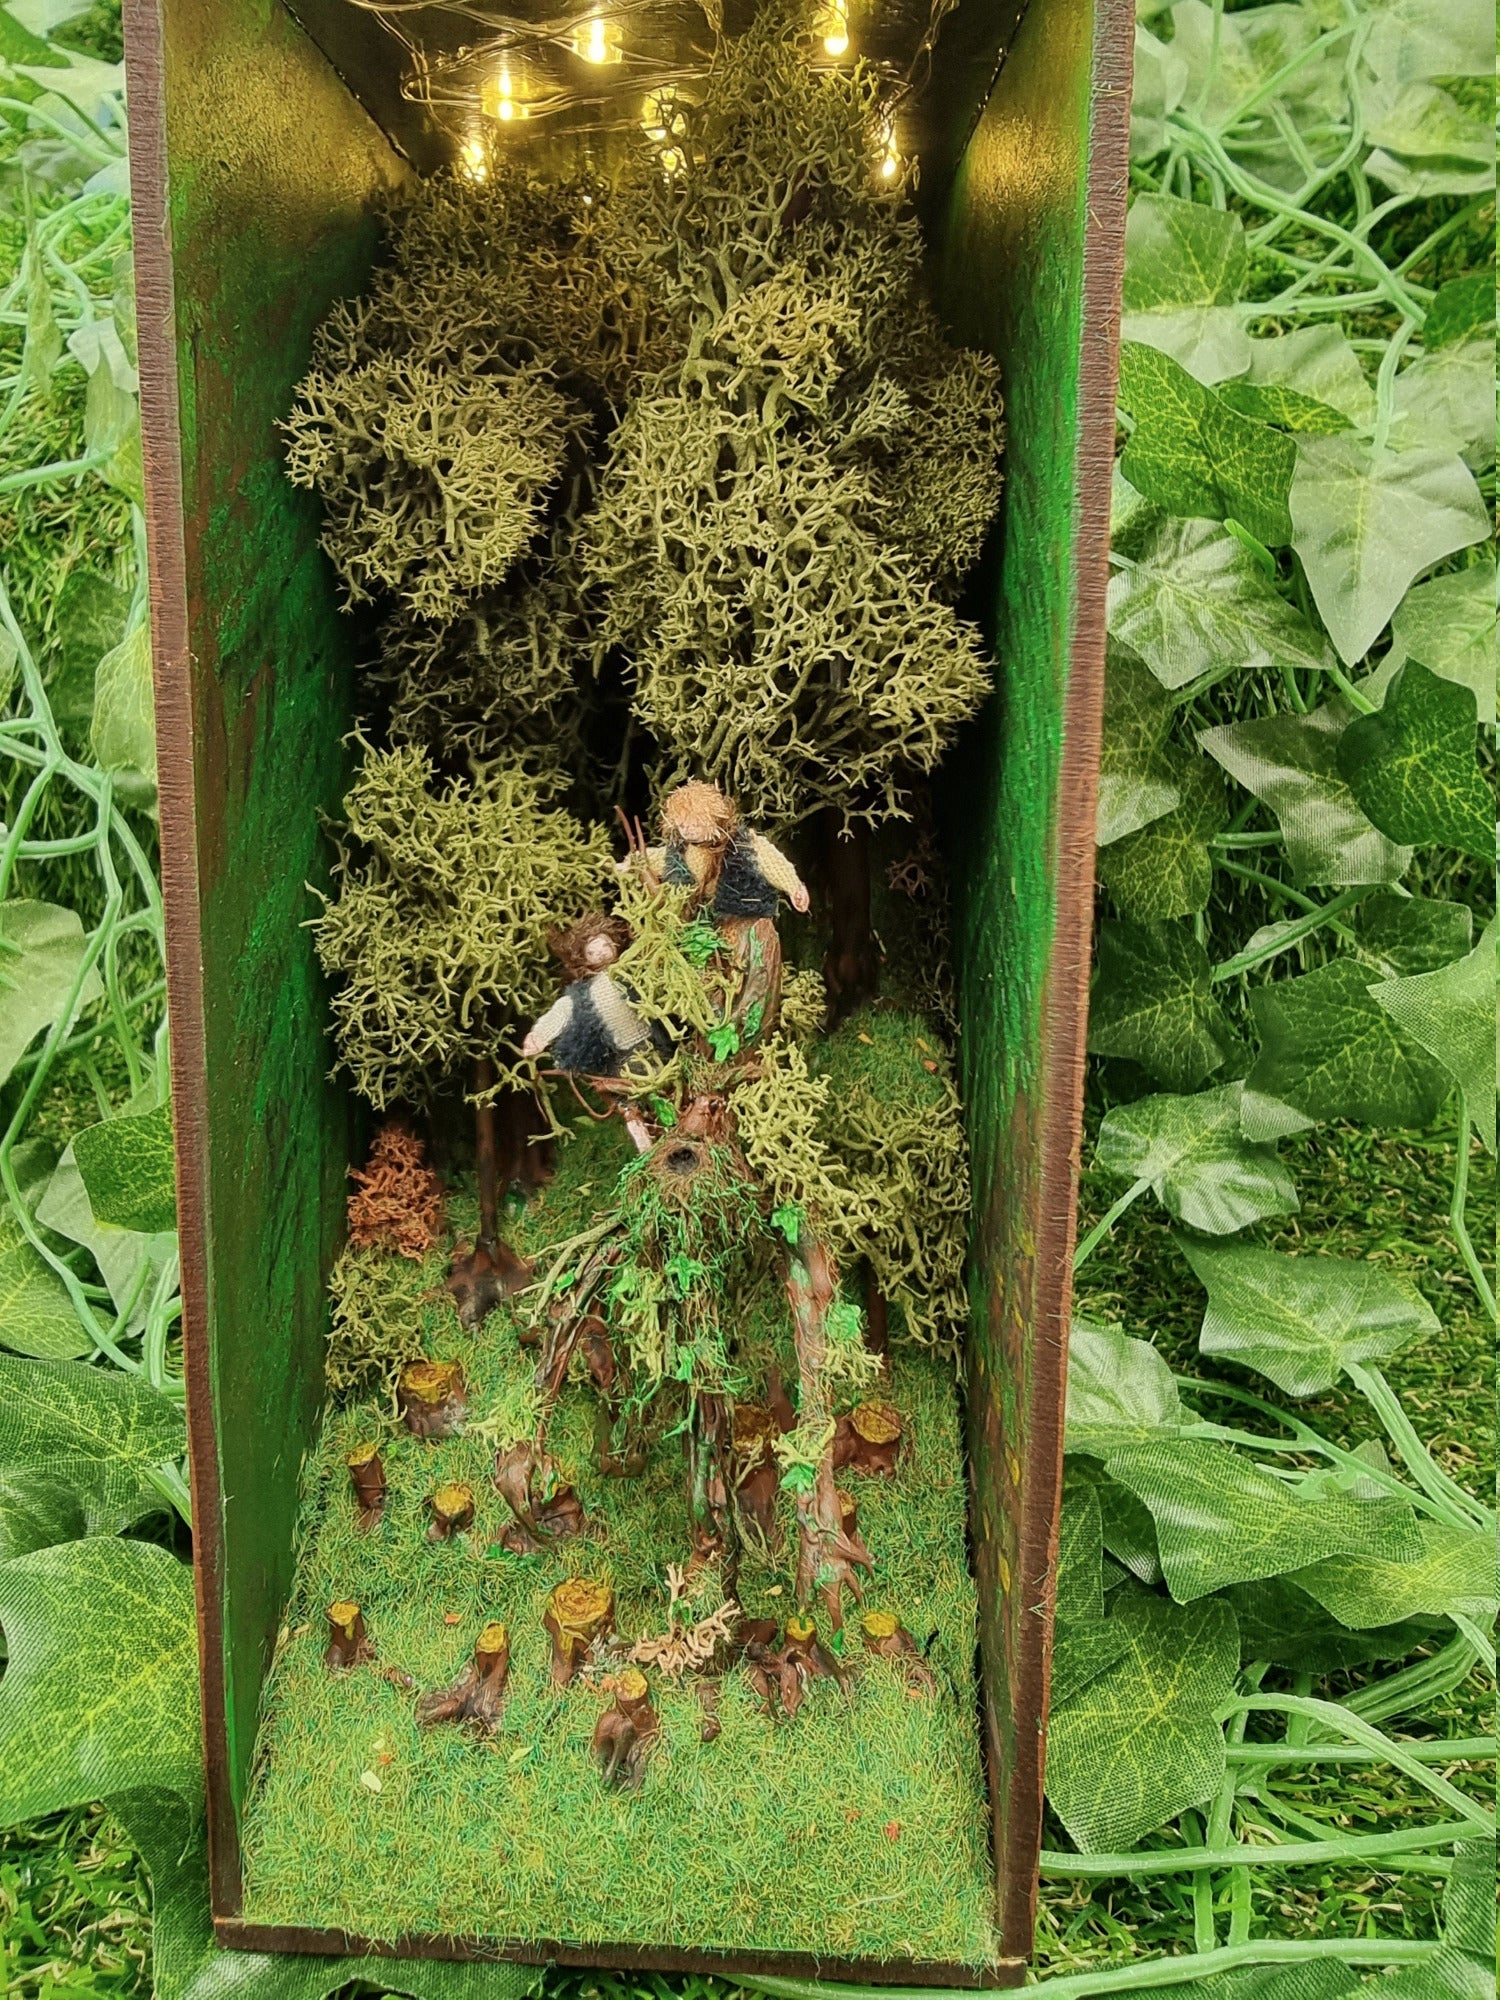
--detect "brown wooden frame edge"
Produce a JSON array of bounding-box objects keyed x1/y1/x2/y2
[
  {"x1": 121, "y1": 0, "x2": 246, "y2": 1924},
  {"x1": 987, "y1": 0, "x2": 1133, "y2": 1958},
  {"x1": 214, "y1": 1920, "x2": 1026, "y2": 1986}
]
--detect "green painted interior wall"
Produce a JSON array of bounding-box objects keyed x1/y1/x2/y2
[
  {"x1": 932, "y1": 0, "x2": 1097, "y2": 1946},
  {"x1": 160, "y1": 0, "x2": 409, "y2": 1819}
]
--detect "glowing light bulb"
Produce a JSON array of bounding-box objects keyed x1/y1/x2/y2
[
  {"x1": 481, "y1": 65, "x2": 531, "y2": 122},
  {"x1": 572, "y1": 13, "x2": 622, "y2": 64},
  {"x1": 821, "y1": 5, "x2": 849, "y2": 55}
]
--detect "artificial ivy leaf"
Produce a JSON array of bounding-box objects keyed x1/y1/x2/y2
[
  {"x1": 1122, "y1": 193, "x2": 1249, "y2": 314},
  {"x1": 1068, "y1": 1460, "x2": 1165, "y2": 1585},
  {"x1": 0, "y1": 1538, "x2": 198, "y2": 1825},
  {"x1": 1095, "y1": 1082, "x2": 1298, "y2": 1235},
  {"x1": 73, "y1": 1099, "x2": 177, "y2": 1234},
  {"x1": 1108, "y1": 517, "x2": 1330, "y2": 691},
  {"x1": 1044, "y1": 1593, "x2": 1238, "y2": 1852},
  {"x1": 0, "y1": 1353, "x2": 184, "y2": 1531},
  {"x1": 1111, "y1": 465, "x2": 1162, "y2": 558},
  {"x1": 114, "y1": 1789, "x2": 547, "y2": 2000},
  {"x1": 1438, "y1": 1840, "x2": 1497, "y2": 1964},
  {"x1": 1051, "y1": 1615, "x2": 1136, "y2": 1710},
  {"x1": 1370, "y1": 922, "x2": 1496, "y2": 1150},
  {"x1": 1355, "y1": 892, "x2": 1474, "y2": 975},
  {"x1": 1119, "y1": 343, "x2": 1295, "y2": 546},
  {"x1": 1, "y1": 7, "x2": 69, "y2": 62},
  {"x1": 1424, "y1": 274, "x2": 1495, "y2": 351},
  {"x1": 1289, "y1": 437, "x2": 1489, "y2": 665},
  {"x1": 1244, "y1": 956, "x2": 1450, "y2": 1130},
  {"x1": 34, "y1": 1148, "x2": 176, "y2": 1338},
  {"x1": 1168, "y1": 0, "x2": 1340, "y2": 137},
  {"x1": 0, "y1": 900, "x2": 105, "y2": 1088},
  {"x1": 1243, "y1": 327, "x2": 1376, "y2": 428},
  {"x1": 1198, "y1": 700, "x2": 1411, "y2": 886},
  {"x1": 1087, "y1": 921, "x2": 1243, "y2": 1091},
  {"x1": 1103, "y1": 1439, "x2": 1424, "y2": 1600},
  {"x1": 1056, "y1": 1477, "x2": 1106, "y2": 1622},
  {"x1": 1065, "y1": 1319, "x2": 1183, "y2": 1453},
  {"x1": 1338, "y1": 664, "x2": 1493, "y2": 862},
  {"x1": 0, "y1": 1208, "x2": 91, "y2": 1359},
  {"x1": 1380, "y1": 558, "x2": 1495, "y2": 726},
  {"x1": 1177, "y1": 1237, "x2": 1439, "y2": 1396},
  {"x1": 1095, "y1": 756, "x2": 1227, "y2": 922},
  {"x1": 1377, "y1": 1847, "x2": 1496, "y2": 2000},
  {"x1": 1365, "y1": 151, "x2": 1495, "y2": 199},
  {"x1": 1293, "y1": 1522, "x2": 1496, "y2": 1631},
  {"x1": 1151, "y1": 1963, "x2": 1364, "y2": 2000},
  {"x1": 1122, "y1": 310, "x2": 1252, "y2": 393},
  {"x1": 90, "y1": 611, "x2": 157, "y2": 806},
  {"x1": 1363, "y1": 0, "x2": 1493, "y2": 83},
  {"x1": 1130, "y1": 26, "x2": 1188, "y2": 164},
  {"x1": 1363, "y1": 81, "x2": 1493, "y2": 166},
  {"x1": 1225, "y1": 1575, "x2": 1440, "y2": 1673},
  {"x1": 1216, "y1": 381, "x2": 1349, "y2": 434},
  {"x1": 0, "y1": 1468, "x2": 88, "y2": 1564},
  {"x1": 44, "y1": 567, "x2": 131, "y2": 732},
  {"x1": 1393, "y1": 341, "x2": 1496, "y2": 472},
  {"x1": 1095, "y1": 650, "x2": 1182, "y2": 846}
]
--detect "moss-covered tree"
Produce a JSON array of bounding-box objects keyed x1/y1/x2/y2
[
  {"x1": 312, "y1": 743, "x2": 614, "y2": 1321},
  {"x1": 581, "y1": 7, "x2": 1004, "y2": 1011}
]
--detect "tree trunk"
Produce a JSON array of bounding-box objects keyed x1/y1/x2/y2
[
  {"x1": 821, "y1": 811, "x2": 880, "y2": 1025},
  {"x1": 685, "y1": 1391, "x2": 735, "y2": 1579},
  {"x1": 447, "y1": 1055, "x2": 530, "y2": 1329},
  {"x1": 782, "y1": 1230, "x2": 874, "y2": 1629},
  {"x1": 474, "y1": 1055, "x2": 501, "y2": 1246}
]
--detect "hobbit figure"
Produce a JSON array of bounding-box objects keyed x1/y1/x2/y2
[
  {"x1": 522, "y1": 913, "x2": 663, "y2": 1150},
  {"x1": 631, "y1": 780, "x2": 809, "y2": 1040},
  {"x1": 649, "y1": 781, "x2": 810, "y2": 922}
]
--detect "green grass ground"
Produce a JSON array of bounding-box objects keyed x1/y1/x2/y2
[{"x1": 238, "y1": 1111, "x2": 994, "y2": 1968}]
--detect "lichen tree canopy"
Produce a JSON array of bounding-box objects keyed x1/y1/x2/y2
[
  {"x1": 311, "y1": 744, "x2": 614, "y2": 1106},
  {"x1": 581, "y1": 6, "x2": 1006, "y2": 826}
]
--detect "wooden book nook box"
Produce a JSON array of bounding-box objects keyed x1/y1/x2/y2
[{"x1": 123, "y1": 0, "x2": 1130, "y2": 1980}]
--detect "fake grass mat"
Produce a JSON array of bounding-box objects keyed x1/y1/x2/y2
[{"x1": 240, "y1": 1111, "x2": 995, "y2": 1965}]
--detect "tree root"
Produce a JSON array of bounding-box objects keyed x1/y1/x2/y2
[{"x1": 417, "y1": 1621, "x2": 511, "y2": 1733}]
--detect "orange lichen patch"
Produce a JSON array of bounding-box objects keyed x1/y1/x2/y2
[{"x1": 347, "y1": 1123, "x2": 447, "y2": 1259}]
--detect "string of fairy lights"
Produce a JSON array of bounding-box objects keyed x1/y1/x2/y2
[{"x1": 339, "y1": 0, "x2": 918, "y2": 176}]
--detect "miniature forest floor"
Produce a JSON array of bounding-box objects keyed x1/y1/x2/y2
[{"x1": 239, "y1": 1108, "x2": 994, "y2": 1968}]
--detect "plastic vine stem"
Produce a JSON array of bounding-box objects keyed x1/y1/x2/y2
[
  {"x1": 1448, "y1": 1093, "x2": 1496, "y2": 1324},
  {"x1": 1072, "y1": 1176, "x2": 1151, "y2": 1271},
  {"x1": 1344, "y1": 1359, "x2": 1491, "y2": 1530}
]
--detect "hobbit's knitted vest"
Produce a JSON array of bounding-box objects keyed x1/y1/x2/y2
[
  {"x1": 550, "y1": 973, "x2": 651, "y2": 1077},
  {"x1": 664, "y1": 828, "x2": 779, "y2": 920}
]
